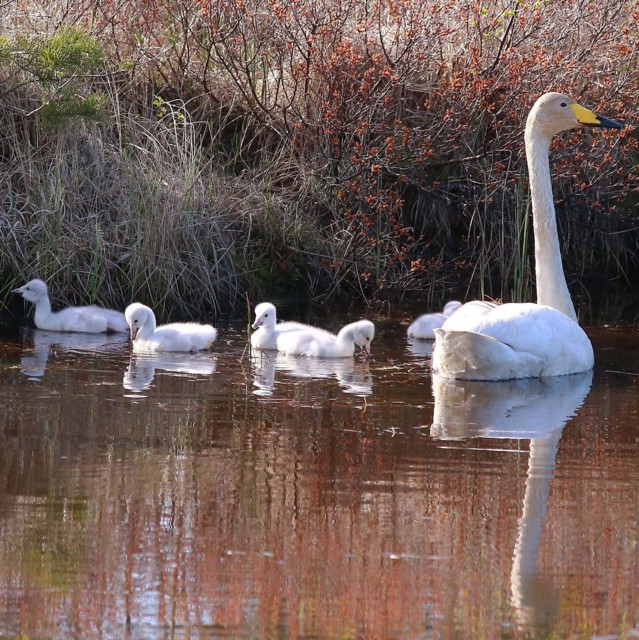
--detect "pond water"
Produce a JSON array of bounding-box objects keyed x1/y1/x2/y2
[{"x1": 0, "y1": 317, "x2": 638, "y2": 639}]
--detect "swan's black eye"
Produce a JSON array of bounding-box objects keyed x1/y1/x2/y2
[
  {"x1": 26, "y1": 287, "x2": 30, "y2": 291},
  {"x1": 264, "y1": 313, "x2": 268, "y2": 318},
  {"x1": 560, "y1": 102, "x2": 567, "y2": 107}
]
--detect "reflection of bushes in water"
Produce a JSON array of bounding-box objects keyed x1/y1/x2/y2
[
  {"x1": 20, "y1": 496, "x2": 90, "y2": 589},
  {"x1": 1, "y1": 0, "x2": 638, "y2": 317}
]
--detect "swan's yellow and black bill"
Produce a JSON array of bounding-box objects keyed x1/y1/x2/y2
[{"x1": 570, "y1": 103, "x2": 623, "y2": 129}]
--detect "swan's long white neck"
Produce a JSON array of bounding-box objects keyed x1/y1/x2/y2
[
  {"x1": 525, "y1": 124, "x2": 577, "y2": 322},
  {"x1": 336, "y1": 324, "x2": 355, "y2": 345},
  {"x1": 33, "y1": 295, "x2": 53, "y2": 326},
  {"x1": 139, "y1": 311, "x2": 157, "y2": 339},
  {"x1": 510, "y1": 433, "x2": 561, "y2": 618}
]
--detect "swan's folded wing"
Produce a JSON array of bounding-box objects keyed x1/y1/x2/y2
[
  {"x1": 135, "y1": 323, "x2": 216, "y2": 352},
  {"x1": 55, "y1": 307, "x2": 108, "y2": 333},
  {"x1": 85, "y1": 306, "x2": 128, "y2": 332},
  {"x1": 164, "y1": 323, "x2": 218, "y2": 350},
  {"x1": 276, "y1": 326, "x2": 336, "y2": 357},
  {"x1": 432, "y1": 328, "x2": 545, "y2": 380},
  {"x1": 439, "y1": 300, "x2": 499, "y2": 330}
]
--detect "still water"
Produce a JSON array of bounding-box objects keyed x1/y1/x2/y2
[{"x1": 0, "y1": 317, "x2": 638, "y2": 639}]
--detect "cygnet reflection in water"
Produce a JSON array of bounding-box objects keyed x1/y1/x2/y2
[
  {"x1": 251, "y1": 351, "x2": 372, "y2": 397},
  {"x1": 123, "y1": 351, "x2": 218, "y2": 392},
  {"x1": 406, "y1": 337, "x2": 435, "y2": 360},
  {"x1": 19, "y1": 329, "x2": 128, "y2": 378}
]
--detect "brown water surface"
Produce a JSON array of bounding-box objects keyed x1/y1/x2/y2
[{"x1": 0, "y1": 321, "x2": 638, "y2": 639}]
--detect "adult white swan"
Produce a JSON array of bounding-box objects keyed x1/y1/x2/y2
[
  {"x1": 432, "y1": 92, "x2": 622, "y2": 380},
  {"x1": 250, "y1": 302, "x2": 309, "y2": 350},
  {"x1": 12, "y1": 278, "x2": 128, "y2": 333},
  {"x1": 125, "y1": 302, "x2": 217, "y2": 352},
  {"x1": 407, "y1": 300, "x2": 462, "y2": 340}
]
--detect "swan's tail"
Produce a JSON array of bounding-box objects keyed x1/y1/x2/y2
[{"x1": 432, "y1": 329, "x2": 544, "y2": 381}]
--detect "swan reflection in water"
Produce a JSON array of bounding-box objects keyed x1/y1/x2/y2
[
  {"x1": 123, "y1": 352, "x2": 217, "y2": 392},
  {"x1": 431, "y1": 371, "x2": 593, "y2": 628},
  {"x1": 19, "y1": 328, "x2": 128, "y2": 378},
  {"x1": 251, "y1": 351, "x2": 372, "y2": 397}
]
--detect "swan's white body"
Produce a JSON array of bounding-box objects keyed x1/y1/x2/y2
[
  {"x1": 12, "y1": 278, "x2": 128, "y2": 333},
  {"x1": 432, "y1": 92, "x2": 621, "y2": 381},
  {"x1": 407, "y1": 300, "x2": 462, "y2": 340},
  {"x1": 275, "y1": 319, "x2": 375, "y2": 358},
  {"x1": 250, "y1": 302, "x2": 309, "y2": 350},
  {"x1": 125, "y1": 302, "x2": 217, "y2": 353}
]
